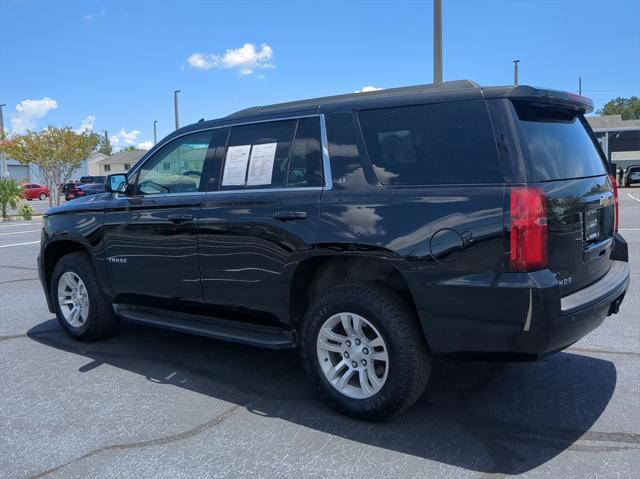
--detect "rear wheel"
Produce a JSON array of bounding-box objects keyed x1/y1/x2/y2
[
  {"x1": 39, "y1": 192, "x2": 47, "y2": 200},
  {"x1": 51, "y1": 252, "x2": 118, "y2": 340},
  {"x1": 301, "y1": 282, "x2": 431, "y2": 420}
]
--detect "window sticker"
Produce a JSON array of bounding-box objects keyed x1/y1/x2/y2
[
  {"x1": 222, "y1": 145, "x2": 252, "y2": 186},
  {"x1": 247, "y1": 142, "x2": 277, "y2": 186}
]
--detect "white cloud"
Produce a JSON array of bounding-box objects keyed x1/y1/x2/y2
[
  {"x1": 76, "y1": 115, "x2": 96, "y2": 133},
  {"x1": 187, "y1": 43, "x2": 274, "y2": 75},
  {"x1": 110, "y1": 128, "x2": 140, "y2": 146},
  {"x1": 84, "y1": 10, "x2": 106, "y2": 21},
  {"x1": 137, "y1": 140, "x2": 154, "y2": 150},
  {"x1": 10, "y1": 97, "x2": 58, "y2": 133},
  {"x1": 354, "y1": 86, "x2": 384, "y2": 93}
]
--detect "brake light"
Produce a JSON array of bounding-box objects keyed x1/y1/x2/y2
[
  {"x1": 510, "y1": 187, "x2": 548, "y2": 271},
  {"x1": 609, "y1": 175, "x2": 619, "y2": 233}
]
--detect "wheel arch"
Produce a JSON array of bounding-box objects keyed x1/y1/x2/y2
[
  {"x1": 42, "y1": 238, "x2": 110, "y2": 306},
  {"x1": 288, "y1": 252, "x2": 428, "y2": 347},
  {"x1": 43, "y1": 240, "x2": 90, "y2": 289}
]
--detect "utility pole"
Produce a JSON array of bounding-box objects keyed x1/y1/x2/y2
[
  {"x1": 579, "y1": 76, "x2": 582, "y2": 96},
  {"x1": 174, "y1": 90, "x2": 181, "y2": 130},
  {"x1": 153, "y1": 120, "x2": 158, "y2": 144},
  {"x1": 433, "y1": 0, "x2": 443, "y2": 84},
  {"x1": 0, "y1": 103, "x2": 7, "y2": 177},
  {"x1": 513, "y1": 59, "x2": 520, "y2": 86}
]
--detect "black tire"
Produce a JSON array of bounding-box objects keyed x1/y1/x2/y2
[
  {"x1": 300, "y1": 282, "x2": 431, "y2": 420},
  {"x1": 39, "y1": 192, "x2": 47, "y2": 200},
  {"x1": 51, "y1": 252, "x2": 118, "y2": 340}
]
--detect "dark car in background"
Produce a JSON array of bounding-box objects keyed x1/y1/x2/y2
[
  {"x1": 37, "y1": 81, "x2": 630, "y2": 419},
  {"x1": 60, "y1": 180, "x2": 81, "y2": 195},
  {"x1": 80, "y1": 175, "x2": 106, "y2": 184},
  {"x1": 64, "y1": 182, "x2": 106, "y2": 201},
  {"x1": 622, "y1": 165, "x2": 640, "y2": 187}
]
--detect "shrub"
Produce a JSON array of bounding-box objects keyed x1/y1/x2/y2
[
  {"x1": 0, "y1": 178, "x2": 22, "y2": 219},
  {"x1": 19, "y1": 203, "x2": 36, "y2": 220}
]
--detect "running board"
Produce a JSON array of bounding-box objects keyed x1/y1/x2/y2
[{"x1": 113, "y1": 304, "x2": 296, "y2": 349}]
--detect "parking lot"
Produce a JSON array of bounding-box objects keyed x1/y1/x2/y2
[{"x1": 1, "y1": 190, "x2": 638, "y2": 478}]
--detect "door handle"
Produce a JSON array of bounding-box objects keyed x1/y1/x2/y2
[
  {"x1": 273, "y1": 211, "x2": 308, "y2": 221},
  {"x1": 167, "y1": 213, "x2": 194, "y2": 223}
]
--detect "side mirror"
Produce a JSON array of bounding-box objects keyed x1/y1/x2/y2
[{"x1": 105, "y1": 174, "x2": 129, "y2": 194}]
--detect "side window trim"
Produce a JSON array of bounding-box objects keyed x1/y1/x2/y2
[{"x1": 128, "y1": 113, "x2": 333, "y2": 195}]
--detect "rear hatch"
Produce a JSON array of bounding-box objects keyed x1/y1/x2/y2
[{"x1": 510, "y1": 100, "x2": 615, "y2": 295}]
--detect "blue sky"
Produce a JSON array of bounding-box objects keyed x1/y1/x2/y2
[{"x1": 1, "y1": 0, "x2": 639, "y2": 150}]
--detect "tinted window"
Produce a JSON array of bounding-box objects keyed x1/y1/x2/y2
[
  {"x1": 221, "y1": 120, "x2": 296, "y2": 190},
  {"x1": 359, "y1": 101, "x2": 502, "y2": 185},
  {"x1": 326, "y1": 111, "x2": 369, "y2": 189},
  {"x1": 513, "y1": 102, "x2": 607, "y2": 181},
  {"x1": 287, "y1": 117, "x2": 323, "y2": 187},
  {"x1": 138, "y1": 131, "x2": 212, "y2": 195}
]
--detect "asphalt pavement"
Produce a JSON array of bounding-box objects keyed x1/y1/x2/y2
[{"x1": 1, "y1": 188, "x2": 638, "y2": 478}]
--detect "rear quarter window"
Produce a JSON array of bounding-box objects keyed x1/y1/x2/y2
[
  {"x1": 512, "y1": 102, "x2": 607, "y2": 181},
  {"x1": 358, "y1": 101, "x2": 503, "y2": 185}
]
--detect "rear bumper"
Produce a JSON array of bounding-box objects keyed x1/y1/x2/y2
[{"x1": 405, "y1": 257, "x2": 630, "y2": 359}]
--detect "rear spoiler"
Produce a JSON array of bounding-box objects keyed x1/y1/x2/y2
[{"x1": 505, "y1": 86, "x2": 594, "y2": 114}]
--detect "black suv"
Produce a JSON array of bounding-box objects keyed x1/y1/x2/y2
[{"x1": 39, "y1": 81, "x2": 630, "y2": 419}]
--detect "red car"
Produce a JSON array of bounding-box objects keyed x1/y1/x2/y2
[{"x1": 21, "y1": 183, "x2": 49, "y2": 201}]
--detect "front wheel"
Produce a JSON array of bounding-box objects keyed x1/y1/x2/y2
[
  {"x1": 301, "y1": 282, "x2": 431, "y2": 420},
  {"x1": 51, "y1": 252, "x2": 118, "y2": 340},
  {"x1": 39, "y1": 192, "x2": 47, "y2": 200}
]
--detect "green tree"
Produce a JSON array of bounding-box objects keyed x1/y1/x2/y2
[
  {"x1": 596, "y1": 96, "x2": 640, "y2": 120},
  {"x1": 0, "y1": 177, "x2": 22, "y2": 219},
  {"x1": 0, "y1": 127, "x2": 100, "y2": 206},
  {"x1": 98, "y1": 132, "x2": 113, "y2": 155},
  {"x1": 122, "y1": 145, "x2": 138, "y2": 152}
]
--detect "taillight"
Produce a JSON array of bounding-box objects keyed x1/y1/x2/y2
[
  {"x1": 609, "y1": 175, "x2": 619, "y2": 233},
  {"x1": 510, "y1": 187, "x2": 548, "y2": 271}
]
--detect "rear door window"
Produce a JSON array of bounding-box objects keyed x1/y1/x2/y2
[
  {"x1": 358, "y1": 101, "x2": 502, "y2": 185},
  {"x1": 512, "y1": 102, "x2": 607, "y2": 181},
  {"x1": 221, "y1": 120, "x2": 296, "y2": 190}
]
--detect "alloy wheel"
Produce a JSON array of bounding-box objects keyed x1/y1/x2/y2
[
  {"x1": 316, "y1": 312, "x2": 389, "y2": 399},
  {"x1": 57, "y1": 272, "x2": 90, "y2": 327}
]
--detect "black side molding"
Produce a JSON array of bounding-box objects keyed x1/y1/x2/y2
[{"x1": 114, "y1": 304, "x2": 296, "y2": 349}]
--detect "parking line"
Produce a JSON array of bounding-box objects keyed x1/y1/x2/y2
[
  {"x1": 627, "y1": 192, "x2": 640, "y2": 202},
  {"x1": 0, "y1": 229, "x2": 41, "y2": 236},
  {"x1": 0, "y1": 223, "x2": 41, "y2": 228},
  {"x1": 0, "y1": 241, "x2": 40, "y2": 248}
]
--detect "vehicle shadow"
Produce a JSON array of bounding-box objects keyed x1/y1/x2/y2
[{"x1": 28, "y1": 319, "x2": 618, "y2": 475}]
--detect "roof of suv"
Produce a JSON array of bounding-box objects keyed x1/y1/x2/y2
[
  {"x1": 152, "y1": 80, "x2": 593, "y2": 155},
  {"x1": 225, "y1": 80, "x2": 481, "y2": 119}
]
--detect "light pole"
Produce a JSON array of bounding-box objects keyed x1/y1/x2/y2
[
  {"x1": 174, "y1": 90, "x2": 181, "y2": 130},
  {"x1": 433, "y1": 0, "x2": 443, "y2": 84},
  {"x1": 579, "y1": 76, "x2": 582, "y2": 96},
  {"x1": 153, "y1": 120, "x2": 158, "y2": 144},
  {"x1": 513, "y1": 59, "x2": 520, "y2": 86},
  {"x1": 0, "y1": 103, "x2": 7, "y2": 177}
]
